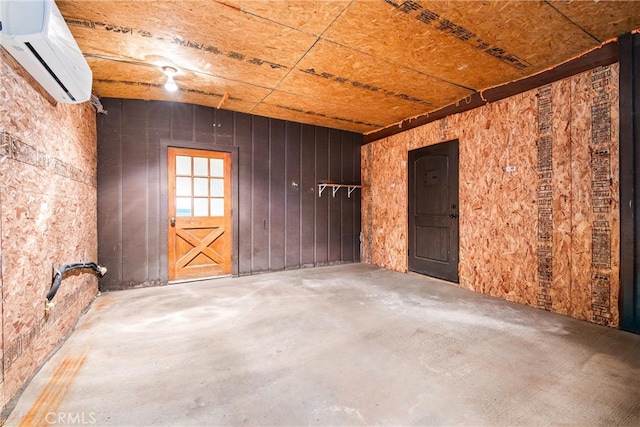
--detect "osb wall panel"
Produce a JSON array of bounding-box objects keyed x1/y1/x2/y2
[
  {"x1": 0, "y1": 49, "x2": 98, "y2": 411},
  {"x1": 362, "y1": 64, "x2": 620, "y2": 328},
  {"x1": 569, "y1": 66, "x2": 620, "y2": 326}
]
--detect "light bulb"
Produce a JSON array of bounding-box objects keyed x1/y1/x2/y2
[
  {"x1": 164, "y1": 75, "x2": 178, "y2": 92},
  {"x1": 162, "y1": 67, "x2": 178, "y2": 92}
]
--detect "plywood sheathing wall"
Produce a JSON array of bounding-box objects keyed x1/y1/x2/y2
[
  {"x1": 362, "y1": 64, "x2": 620, "y2": 327},
  {"x1": 0, "y1": 49, "x2": 98, "y2": 410}
]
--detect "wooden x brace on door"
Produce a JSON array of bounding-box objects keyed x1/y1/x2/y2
[{"x1": 176, "y1": 227, "x2": 225, "y2": 269}]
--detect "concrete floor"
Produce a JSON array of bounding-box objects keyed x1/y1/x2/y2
[{"x1": 6, "y1": 263, "x2": 640, "y2": 426}]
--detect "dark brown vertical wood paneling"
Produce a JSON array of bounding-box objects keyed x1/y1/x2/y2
[
  {"x1": 619, "y1": 32, "x2": 640, "y2": 333},
  {"x1": 315, "y1": 127, "x2": 329, "y2": 265},
  {"x1": 148, "y1": 101, "x2": 172, "y2": 130},
  {"x1": 270, "y1": 120, "x2": 286, "y2": 271},
  {"x1": 216, "y1": 109, "x2": 234, "y2": 146},
  {"x1": 148, "y1": 103, "x2": 172, "y2": 283},
  {"x1": 632, "y1": 33, "x2": 640, "y2": 332},
  {"x1": 100, "y1": 98, "x2": 122, "y2": 124},
  {"x1": 149, "y1": 128, "x2": 169, "y2": 283},
  {"x1": 353, "y1": 135, "x2": 362, "y2": 261},
  {"x1": 328, "y1": 129, "x2": 342, "y2": 263},
  {"x1": 252, "y1": 116, "x2": 270, "y2": 272},
  {"x1": 300, "y1": 124, "x2": 316, "y2": 267},
  {"x1": 235, "y1": 113, "x2": 253, "y2": 275},
  {"x1": 97, "y1": 100, "x2": 123, "y2": 290},
  {"x1": 230, "y1": 149, "x2": 240, "y2": 275},
  {"x1": 172, "y1": 103, "x2": 193, "y2": 141},
  {"x1": 98, "y1": 99, "x2": 362, "y2": 287},
  {"x1": 194, "y1": 105, "x2": 214, "y2": 144},
  {"x1": 285, "y1": 122, "x2": 302, "y2": 268},
  {"x1": 122, "y1": 99, "x2": 147, "y2": 130},
  {"x1": 121, "y1": 121, "x2": 148, "y2": 286},
  {"x1": 341, "y1": 132, "x2": 355, "y2": 261}
]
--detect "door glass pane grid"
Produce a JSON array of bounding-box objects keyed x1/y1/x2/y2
[
  {"x1": 194, "y1": 177, "x2": 208, "y2": 197},
  {"x1": 194, "y1": 157, "x2": 208, "y2": 176},
  {"x1": 194, "y1": 198, "x2": 208, "y2": 216},
  {"x1": 176, "y1": 156, "x2": 191, "y2": 175},
  {"x1": 210, "y1": 178, "x2": 224, "y2": 197},
  {"x1": 210, "y1": 158, "x2": 224, "y2": 177},
  {"x1": 175, "y1": 154, "x2": 225, "y2": 217},
  {"x1": 176, "y1": 155, "x2": 193, "y2": 217},
  {"x1": 211, "y1": 198, "x2": 224, "y2": 216},
  {"x1": 176, "y1": 197, "x2": 192, "y2": 216},
  {"x1": 176, "y1": 177, "x2": 192, "y2": 197}
]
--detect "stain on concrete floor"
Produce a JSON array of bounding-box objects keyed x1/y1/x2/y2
[{"x1": 7, "y1": 264, "x2": 640, "y2": 426}]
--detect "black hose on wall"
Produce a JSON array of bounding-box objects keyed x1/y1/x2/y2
[{"x1": 46, "y1": 262, "x2": 107, "y2": 303}]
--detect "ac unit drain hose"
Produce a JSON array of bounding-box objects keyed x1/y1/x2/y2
[{"x1": 46, "y1": 262, "x2": 107, "y2": 303}]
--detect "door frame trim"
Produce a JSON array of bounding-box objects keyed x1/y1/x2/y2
[{"x1": 160, "y1": 140, "x2": 239, "y2": 282}]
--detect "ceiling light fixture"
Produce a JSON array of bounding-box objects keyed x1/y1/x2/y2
[{"x1": 162, "y1": 66, "x2": 178, "y2": 92}]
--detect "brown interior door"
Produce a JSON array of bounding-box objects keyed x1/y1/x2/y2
[
  {"x1": 408, "y1": 140, "x2": 459, "y2": 282},
  {"x1": 168, "y1": 147, "x2": 232, "y2": 281}
]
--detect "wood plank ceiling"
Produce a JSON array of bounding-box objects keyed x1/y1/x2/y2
[{"x1": 57, "y1": 0, "x2": 640, "y2": 134}]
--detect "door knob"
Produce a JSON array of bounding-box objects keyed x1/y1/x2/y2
[
  {"x1": 449, "y1": 214, "x2": 458, "y2": 219},
  {"x1": 170, "y1": 217, "x2": 176, "y2": 226}
]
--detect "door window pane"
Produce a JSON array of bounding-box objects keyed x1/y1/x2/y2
[
  {"x1": 176, "y1": 177, "x2": 192, "y2": 196},
  {"x1": 173, "y1": 152, "x2": 227, "y2": 219},
  {"x1": 210, "y1": 178, "x2": 224, "y2": 197},
  {"x1": 210, "y1": 198, "x2": 224, "y2": 216},
  {"x1": 194, "y1": 178, "x2": 208, "y2": 197},
  {"x1": 194, "y1": 157, "x2": 208, "y2": 176},
  {"x1": 176, "y1": 156, "x2": 191, "y2": 175},
  {"x1": 194, "y1": 198, "x2": 208, "y2": 216},
  {"x1": 176, "y1": 197, "x2": 192, "y2": 216},
  {"x1": 210, "y1": 158, "x2": 224, "y2": 177}
]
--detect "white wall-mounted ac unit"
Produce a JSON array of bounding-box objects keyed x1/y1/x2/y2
[{"x1": 0, "y1": 0, "x2": 92, "y2": 104}]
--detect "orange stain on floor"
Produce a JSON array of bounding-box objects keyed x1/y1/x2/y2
[{"x1": 18, "y1": 353, "x2": 88, "y2": 427}]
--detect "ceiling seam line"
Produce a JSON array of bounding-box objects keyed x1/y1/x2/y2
[
  {"x1": 543, "y1": 0, "x2": 601, "y2": 43},
  {"x1": 246, "y1": 37, "x2": 321, "y2": 114},
  {"x1": 218, "y1": 2, "x2": 323, "y2": 39},
  {"x1": 249, "y1": 0, "x2": 356, "y2": 113},
  {"x1": 318, "y1": 38, "x2": 478, "y2": 93}
]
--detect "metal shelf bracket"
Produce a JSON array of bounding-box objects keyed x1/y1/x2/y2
[{"x1": 317, "y1": 183, "x2": 362, "y2": 198}]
